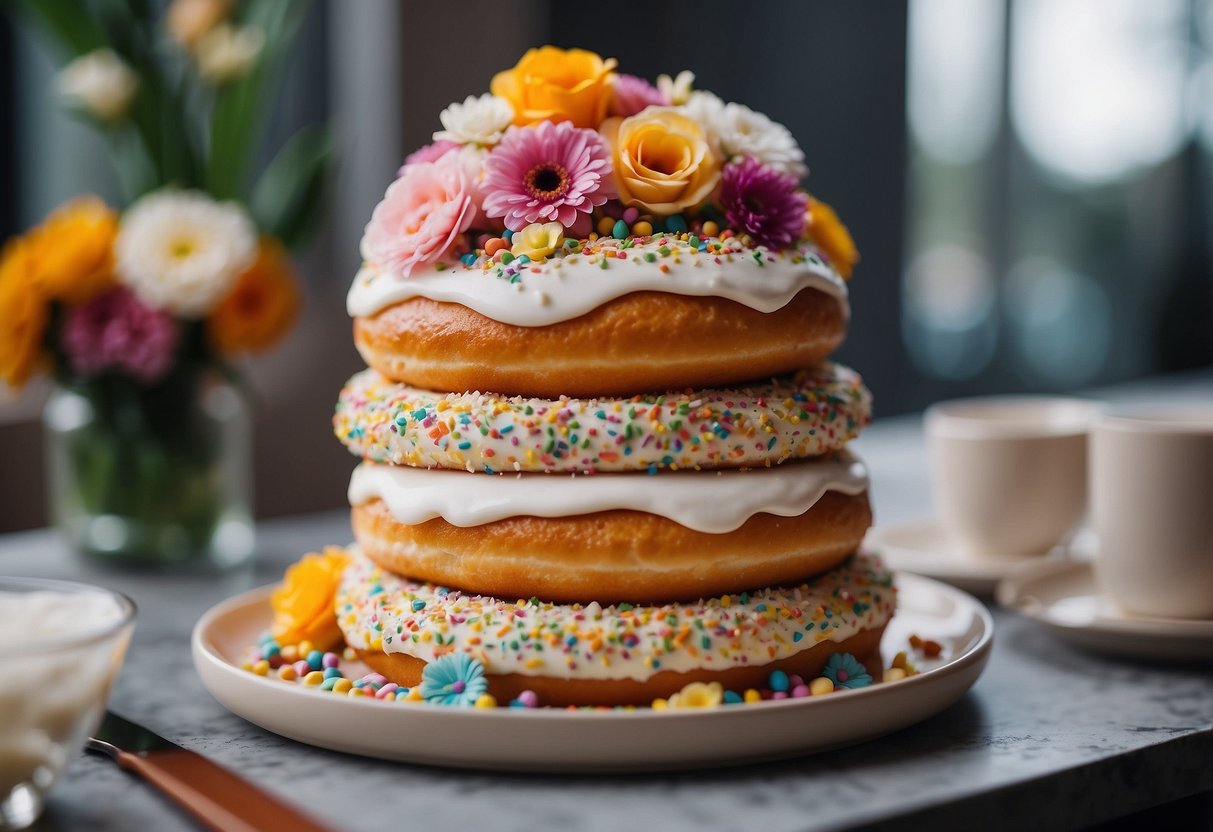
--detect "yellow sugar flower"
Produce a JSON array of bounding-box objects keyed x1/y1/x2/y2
[
  {"x1": 600, "y1": 107, "x2": 721, "y2": 214},
  {"x1": 491, "y1": 46, "x2": 617, "y2": 128},
  {"x1": 271, "y1": 547, "x2": 352, "y2": 651},
  {"x1": 510, "y1": 222, "x2": 564, "y2": 261},
  {"x1": 805, "y1": 196, "x2": 859, "y2": 280},
  {"x1": 29, "y1": 196, "x2": 118, "y2": 305},
  {"x1": 0, "y1": 237, "x2": 48, "y2": 389},
  {"x1": 668, "y1": 681, "x2": 724, "y2": 709}
]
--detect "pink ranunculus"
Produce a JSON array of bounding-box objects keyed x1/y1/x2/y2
[
  {"x1": 362, "y1": 151, "x2": 476, "y2": 277},
  {"x1": 398, "y1": 140, "x2": 459, "y2": 175},
  {"x1": 610, "y1": 73, "x2": 669, "y2": 117},
  {"x1": 61, "y1": 286, "x2": 180, "y2": 383}
]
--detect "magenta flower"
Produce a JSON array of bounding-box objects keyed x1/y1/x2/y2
[
  {"x1": 398, "y1": 140, "x2": 459, "y2": 175},
  {"x1": 61, "y1": 286, "x2": 180, "y2": 383},
  {"x1": 610, "y1": 74, "x2": 668, "y2": 117},
  {"x1": 482, "y1": 121, "x2": 614, "y2": 231},
  {"x1": 719, "y1": 157, "x2": 809, "y2": 251}
]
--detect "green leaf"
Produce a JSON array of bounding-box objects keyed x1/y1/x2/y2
[
  {"x1": 9, "y1": 0, "x2": 108, "y2": 58},
  {"x1": 207, "y1": 0, "x2": 311, "y2": 199},
  {"x1": 250, "y1": 125, "x2": 333, "y2": 249}
]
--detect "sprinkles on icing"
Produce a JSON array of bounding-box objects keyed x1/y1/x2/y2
[{"x1": 335, "y1": 362, "x2": 871, "y2": 474}]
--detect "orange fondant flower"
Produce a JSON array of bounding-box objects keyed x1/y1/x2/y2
[
  {"x1": 271, "y1": 547, "x2": 351, "y2": 650},
  {"x1": 805, "y1": 196, "x2": 859, "y2": 280},
  {"x1": 206, "y1": 237, "x2": 300, "y2": 354},
  {"x1": 0, "y1": 237, "x2": 49, "y2": 389},
  {"x1": 29, "y1": 196, "x2": 118, "y2": 304},
  {"x1": 490, "y1": 46, "x2": 617, "y2": 128},
  {"x1": 600, "y1": 107, "x2": 721, "y2": 214}
]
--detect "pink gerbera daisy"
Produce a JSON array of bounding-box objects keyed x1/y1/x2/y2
[{"x1": 482, "y1": 121, "x2": 614, "y2": 231}]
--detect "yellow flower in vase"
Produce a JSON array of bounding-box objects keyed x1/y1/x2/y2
[
  {"x1": 207, "y1": 238, "x2": 300, "y2": 354},
  {"x1": 0, "y1": 237, "x2": 49, "y2": 389},
  {"x1": 29, "y1": 197, "x2": 118, "y2": 305},
  {"x1": 491, "y1": 46, "x2": 617, "y2": 128},
  {"x1": 271, "y1": 547, "x2": 352, "y2": 651}
]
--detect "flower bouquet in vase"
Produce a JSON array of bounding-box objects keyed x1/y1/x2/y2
[{"x1": 2, "y1": 0, "x2": 331, "y2": 568}]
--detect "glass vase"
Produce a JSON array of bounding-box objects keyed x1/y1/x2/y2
[{"x1": 42, "y1": 368, "x2": 254, "y2": 570}]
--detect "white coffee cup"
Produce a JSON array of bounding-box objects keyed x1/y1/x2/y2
[
  {"x1": 926, "y1": 397, "x2": 1101, "y2": 557},
  {"x1": 1091, "y1": 408, "x2": 1213, "y2": 619}
]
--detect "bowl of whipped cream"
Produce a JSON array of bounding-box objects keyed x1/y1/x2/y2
[{"x1": 0, "y1": 578, "x2": 134, "y2": 830}]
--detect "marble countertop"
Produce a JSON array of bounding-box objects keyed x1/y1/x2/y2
[{"x1": 3, "y1": 374, "x2": 1212, "y2": 832}]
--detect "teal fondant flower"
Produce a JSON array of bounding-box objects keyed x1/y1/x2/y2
[
  {"x1": 822, "y1": 653, "x2": 872, "y2": 689},
  {"x1": 419, "y1": 653, "x2": 488, "y2": 706}
]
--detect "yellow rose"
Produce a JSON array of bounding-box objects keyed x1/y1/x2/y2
[
  {"x1": 207, "y1": 237, "x2": 300, "y2": 354},
  {"x1": 510, "y1": 222, "x2": 564, "y2": 261},
  {"x1": 0, "y1": 237, "x2": 48, "y2": 390},
  {"x1": 29, "y1": 196, "x2": 118, "y2": 304},
  {"x1": 491, "y1": 46, "x2": 617, "y2": 128},
  {"x1": 600, "y1": 108, "x2": 721, "y2": 214},
  {"x1": 805, "y1": 196, "x2": 859, "y2": 280},
  {"x1": 271, "y1": 547, "x2": 351, "y2": 650}
]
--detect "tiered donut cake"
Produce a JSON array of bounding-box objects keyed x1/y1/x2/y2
[{"x1": 331, "y1": 47, "x2": 894, "y2": 707}]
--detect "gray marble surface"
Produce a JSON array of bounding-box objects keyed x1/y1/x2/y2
[{"x1": 3, "y1": 374, "x2": 1212, "y2": 832}]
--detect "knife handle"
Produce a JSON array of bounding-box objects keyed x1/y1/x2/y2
[{"x1": 115, "y1": 748, "x2": 331, "y2": 832}]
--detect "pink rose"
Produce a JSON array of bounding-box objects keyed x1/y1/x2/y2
[{"x1": 361, "y1": 152, "x2": 476, "y2": 277}]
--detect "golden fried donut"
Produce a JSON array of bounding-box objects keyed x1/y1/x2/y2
[
  {"x1": 337, "y1": 548, "x2": 895, "y2": 707},
  {"x1": 353, "y1": 288, "x2": 845, "y2": 398},
  {"x1": 352, "y1": 490, "x2": 872, "y2": 604},
  {"x1": 334, "y1": 362, "x2": 871, "y2": 474}
]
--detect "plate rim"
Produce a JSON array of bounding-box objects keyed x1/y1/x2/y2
[{"x1": 192, "y1": 571, "x2": 994, "y2": 722}]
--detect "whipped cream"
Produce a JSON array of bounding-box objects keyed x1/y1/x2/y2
[
  {"x1": 348, "y1": 453, "x2": 868, "y2": 534},
  {"x1": 346, "y1": 237, "x2": 848, "y2": 325}
]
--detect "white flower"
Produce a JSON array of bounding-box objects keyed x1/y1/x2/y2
[
  {"x1": 194, "y1": 24, "x2": 264, "y2": 83},
  {"x1": 434, "y1": 93, "x2": 515, "y2": 147},
  {"x1": 116, "y1": 190, "x2": 257, "y2": 317},
  {"x1": 57, "y1": 49, "x2": 139, "y2": 122},
  {"x1": 657, "y1": 70, "x2": 695, "y2": 105},
  {"x1": 682, "y1": 90, "x2": 807, "y2": 179}
]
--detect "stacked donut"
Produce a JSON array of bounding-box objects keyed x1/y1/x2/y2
[{"x1": 331, "y1": 48, "x2": 894, "y2": 707}]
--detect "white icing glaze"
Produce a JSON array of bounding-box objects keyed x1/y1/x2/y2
[
  {"x1": 336, "y1": 547, "x2": 896, "y2": 682},
  {"x1": 346, "y1": 237, "x2": 848, "y2": 326},
  {"x1": 347, "y1": 453, "x2": 868, "y2": 534}
]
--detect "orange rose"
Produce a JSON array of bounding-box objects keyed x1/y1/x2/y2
[
  {"x1": 601, "y1": 107, "x2": 721, "y2": 214},
  {"x1": 491, "y1": 46, "x2": 617, "y2": 128},
  {"x1": 30, "y1": 197, "x2": 117, "y2": 304},
  {"x1": 805, "y1": 196, "x2": 859, "y2": 279},
  {"x1": 206, "y1": 237, "x2": 300, "y2": 354},
  {"x1": 0, "y1": 237, "x2": 48, "y2": 389},
  {"x1": 271, "y1": 547, "x2": 351, "y2": 650}
]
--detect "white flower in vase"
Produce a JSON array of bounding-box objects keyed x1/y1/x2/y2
[
  {"x1": 115, "y1": 190, "x2": 257, "y2": 317},
  {"x1": 57, "y1": 49, "x2": 139, "y2": 122}
]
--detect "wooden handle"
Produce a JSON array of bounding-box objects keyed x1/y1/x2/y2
[{"x1": 116, "y1": 748, "x2": 330, "y2": 832}]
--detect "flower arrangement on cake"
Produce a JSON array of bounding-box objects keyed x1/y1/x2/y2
[{"x1": 1, "y1": 0, "x2": 330, "y2": 567}]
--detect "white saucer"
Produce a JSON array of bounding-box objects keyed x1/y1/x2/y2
[
  {"x1": 996, "y1": 559, "x2": 1213, "y2": 661},
  {"x1": 192, "y1": 573, "x2": 993, "y2": 773},
  {"x1": 865, "y1": 519, "x2": 1077, "y2": 596}
]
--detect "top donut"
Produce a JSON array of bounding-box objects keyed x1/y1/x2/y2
[{"x1": 350, "y1": 47, "x2": 860, "y2": 398}]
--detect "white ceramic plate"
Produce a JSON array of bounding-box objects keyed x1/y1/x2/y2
[
  {"x1": 865, "y1": 520, "x2": 1092, "y2": 596},
  {"x1": 996, "y1": 559, "x2": 1213, "y2": 661},
  {"x1": 192, "y1": 573, "x2": 992, "y2": 773}
]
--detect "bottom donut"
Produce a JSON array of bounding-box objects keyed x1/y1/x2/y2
[{"x1": 337, "y1": 548, "x2": 896, "y2": 708}]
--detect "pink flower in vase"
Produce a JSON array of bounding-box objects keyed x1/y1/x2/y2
[
  {"x1": 61, "y1": 286, "x2": 180, "y2": 383},
  {"x1": 482, "y1": 121, "x2": 614, "y2": 231},
  {"x1": 362, "y1": 151, "x2": 476, "y2": 277}
]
